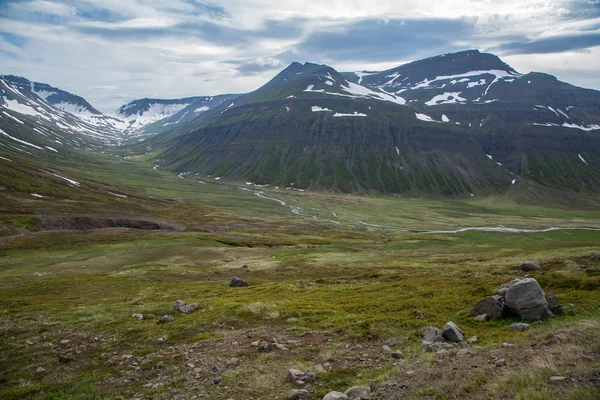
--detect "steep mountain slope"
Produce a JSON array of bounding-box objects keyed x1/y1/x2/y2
[
  {"x1": 0, "y1": 75, "x2": 127, "y2": 149},
  {"x1": 142, "y1": 53, "x2": 600, "y2": 196}
]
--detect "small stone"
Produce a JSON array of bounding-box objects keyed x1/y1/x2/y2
[
  {"x1": 132, "y1": 301, "x2": 144, "y2": 305},
  {"x1": 391, "y1": 350, "x2": 403, "y2": 359},
  {"x1": 157, "y1": 315, "x2": 175, "y2": 324},
  {"x1": 555, "y1": 333, "x2": 569, "y2": 340},
  {"x1": 132, "y1": 313, "x2": 143, "y2": 321},
  {"x1": 502, "y1": 343, "x2": 513, "y2": 348},
  {"x1": 414, "y1": 310, "x2": 424, "y2": 319},
  {"x1": 520, "y1": 261, "x2": 541, "y2": 272},
  {"x1": 322, "y1": 392, "x2": 348, "y2": 400},
  {"x1": 288, "y1": 389, "x2": 311, "y2": 399},
  {"x1": 456, "y1": 349, "x2": 472, "y2": 357},
  {"x1": 467, "y1": 336, "x2": 478, "y2": 344},
  {"x1": 187, "y1": 363, "x2": 195, "y2": 368},
  {"x1": 36, "y1": 366, "x2": 46, "y2": 372},
  {"x1": 173, "y1": 300, "x2": 199, "y2": 314},
  {"x1": 591, "y1": 252, "x2": 600, "y2": 259},
  {"x1": 228, "y1": 357, "x2": 240, "y2": 366},
  {"x1": 510, "y1": 323, "x2": 530, "y2": 332},
  {"x1": 344, "y1": 385, "x2": 370, "y2": 399},
  {"x1": 474, "y1": 314, "x2": 489, "y2": 322},
  {"x1": 323, "y1": 362, "x2": 332, "y2": 370},
  {"x1": 494, "y1": 359, "x2": 507, "y2": 367},
  {"x1": 315, "y1": 364, "x2": 324, "y2": 372},
  {"x1": 156, "y1": 361, "x2": 164, "y2": 368},
  {"x1": 549, "y1": 376, "x2": 566, "y2": 382},
  {"x1": 250, "y1": 341, "x2": 260, "y2": 347},
  {"x1": 258, "y1": 342, "x2": 277, "y2": 353},
  {"x1": 287, "y1": 369, "x2": 307, "y2": 383},
  {"x1": 382, "y1": 345, "x2": 391, "y2": 352},
  {"x1": 211, "y1": 375, "x2": 221, "y2": 385},
  {"x1": 58, "y1": 355, "x2": 75, "y2": 363},
  {"x1": 229, "y1": 277, "x2": 249, "y2": 287}
]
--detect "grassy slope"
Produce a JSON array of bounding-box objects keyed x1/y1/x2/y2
[{"x1": 0, "y1": 152, "x2": 599, "y2": 399}]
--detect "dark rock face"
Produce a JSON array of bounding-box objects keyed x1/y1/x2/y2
[
  {"x1": 469, "y1": 295, "x2": 506, "y2": 318},
  {"x1": 229, "y1": 277, "x2": 249, "y2": 287},
  {"x1": 505, "y1": 278, "x2": 549, "y2": 321}
]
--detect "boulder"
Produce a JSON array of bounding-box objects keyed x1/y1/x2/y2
[
  {"x1": 510, "y1": 323, "x2": 530, "y2": 332},
  {"x1": 420, "y1": 326, "x2": 444, "y2": 343},
  {"x1": 157, "y1": 315, "x2": 175, "y2": 324},
  {"x1": 173, "y1": 300, "x2": 199, "y2": 314},
  {"x1": 469, "y1": 295, "x2": 505, "y2": 318},
  {"x1": 344, "y1": 386, "x2": 370, "y2": 399},
  {"x1": 229, "y1": 277, "x2": 249, "y2": 287},
  {"x1": 288, "y1": 389, "x2": 311, "y2": 399},
  {"x1": 442, "y1": 321, "x2": 464, "y2": 342},
  {"x1": 323, "y1": 392, "x2": 348, "y2": 400},
  {"x1": 520, "y1": 261, "x2": 541, "y2": 272},
  {"x1": 505, "y1": 278, "x2": 549, "y2": 320},
  {"x1": 545, "y1": 292, "x2": 563, "y2": 315},
  {"x1": 391, "y1": 350, "x2": 403, "y2": 359}
]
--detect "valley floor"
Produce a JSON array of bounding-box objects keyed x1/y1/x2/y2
[{"x1": 0, "y1": 154, "x2": 599, "y2": 399}]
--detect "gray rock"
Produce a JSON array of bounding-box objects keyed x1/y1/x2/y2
[
  {"x1": 287, "y1": 368, "x2": 312, "y2": 383},
  {"x1": 345, "y1": 386, "x2": 370, "y2": 399},
  {"x1": 510, "y1": 323, "x2": 530, "y2": 332},
  {"x1": 469, "y1": 295, "x2": 505, "y2": 318},
  {"x1": 36, "y1": 366, "x2": 46, "y2": 372},
  {"x1": 520, "y1": 261, "x2": 541, "y2": 272},
  {"x1": 474, "y1": 314, "x2": 489, "y2": 322},
  {"x1": 420, "y1": 326, "x2": 444, "y2": 343},
  {"x1": 494, "y1": 359, "x2": 506, "y2": 367},
  {"x1": 157, "y1": 315, "x2": 175, "y2": 324},
  {"x1": 456, "y1": 349, "x2": 472, "y2": 357},
  {"x1": 505, "y1": 278, "x2": 549, "y2": 320},
  {"x1": 591, "y1": 252, "x2": 600, "y2": 260},
  {"x1": 545, "y1": 292, "x2": 563, "y2": 314},
  {"x1": 382, "y1": 345, "x2": 391, "y2": 352},
  {"x1": 229, "y1": 277, "x2": 249, "y2": 287},
  {"x1": 549, "y1": 376, "x2": 567, "y2": 382},
  {"x1": 421, "y1": 341, "x2": 452, "y2": 352},
  {"x1": 258, "y1": 342, "x2": 277, "y2": 353},
  {"x1": 442, "y1": 322, "x2": 464, "y2": 342},
  {"x1": 414, "y1": 310, "x2": 424, "y2": 319},
  {"x1": 132, "y1": 313, "x2": 143, "y2": 321},
  {"x1": 467, "y1": 336, "x2": 478, "y2": 344},
  {"x1": 211, "y1": 375, "x2": 221, "y2": 385},
  {"x1": 322, "y1": 392, "x2": 348, "y2": 400},
  {"x1": 288, "y1": 389, "x2": 311, "y2": 399},
  {"x1": 391, "y1": 350, "x2": 403, "y2": 359},
  {"x1": 173, "y1": 300, "x2": 199, "y2": 314},
  {"x1": 132, "y1": 301, "x2": 144, "y2": 305}
]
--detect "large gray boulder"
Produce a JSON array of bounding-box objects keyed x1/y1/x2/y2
[
  {"x1": 469, "y1": 295, "x2": 505, "y2": 318},
  {"x1": 442, "y1": 321, "x2": 464, "y2": 342},
  {"x1": 505, "y1": 278, "x2": 549, "y2": 320},
  {"x1": 495, "y1": 279, "x2": 520, "y2": 297}
]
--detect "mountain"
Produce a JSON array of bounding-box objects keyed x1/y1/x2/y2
[
  {"x1": 117, "y1": 95, "x2": 238, "y2": 136},
  {"x1": 141, "y1": 51, "x2": 600, "y2": 196},
  {"x1": 0, "y1": 75, "x2": 128, "y2": 154}
]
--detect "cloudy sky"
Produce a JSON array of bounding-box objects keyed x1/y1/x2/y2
[{"x1": 1, "y1": 0, "x2": 599, "y2": 112}]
